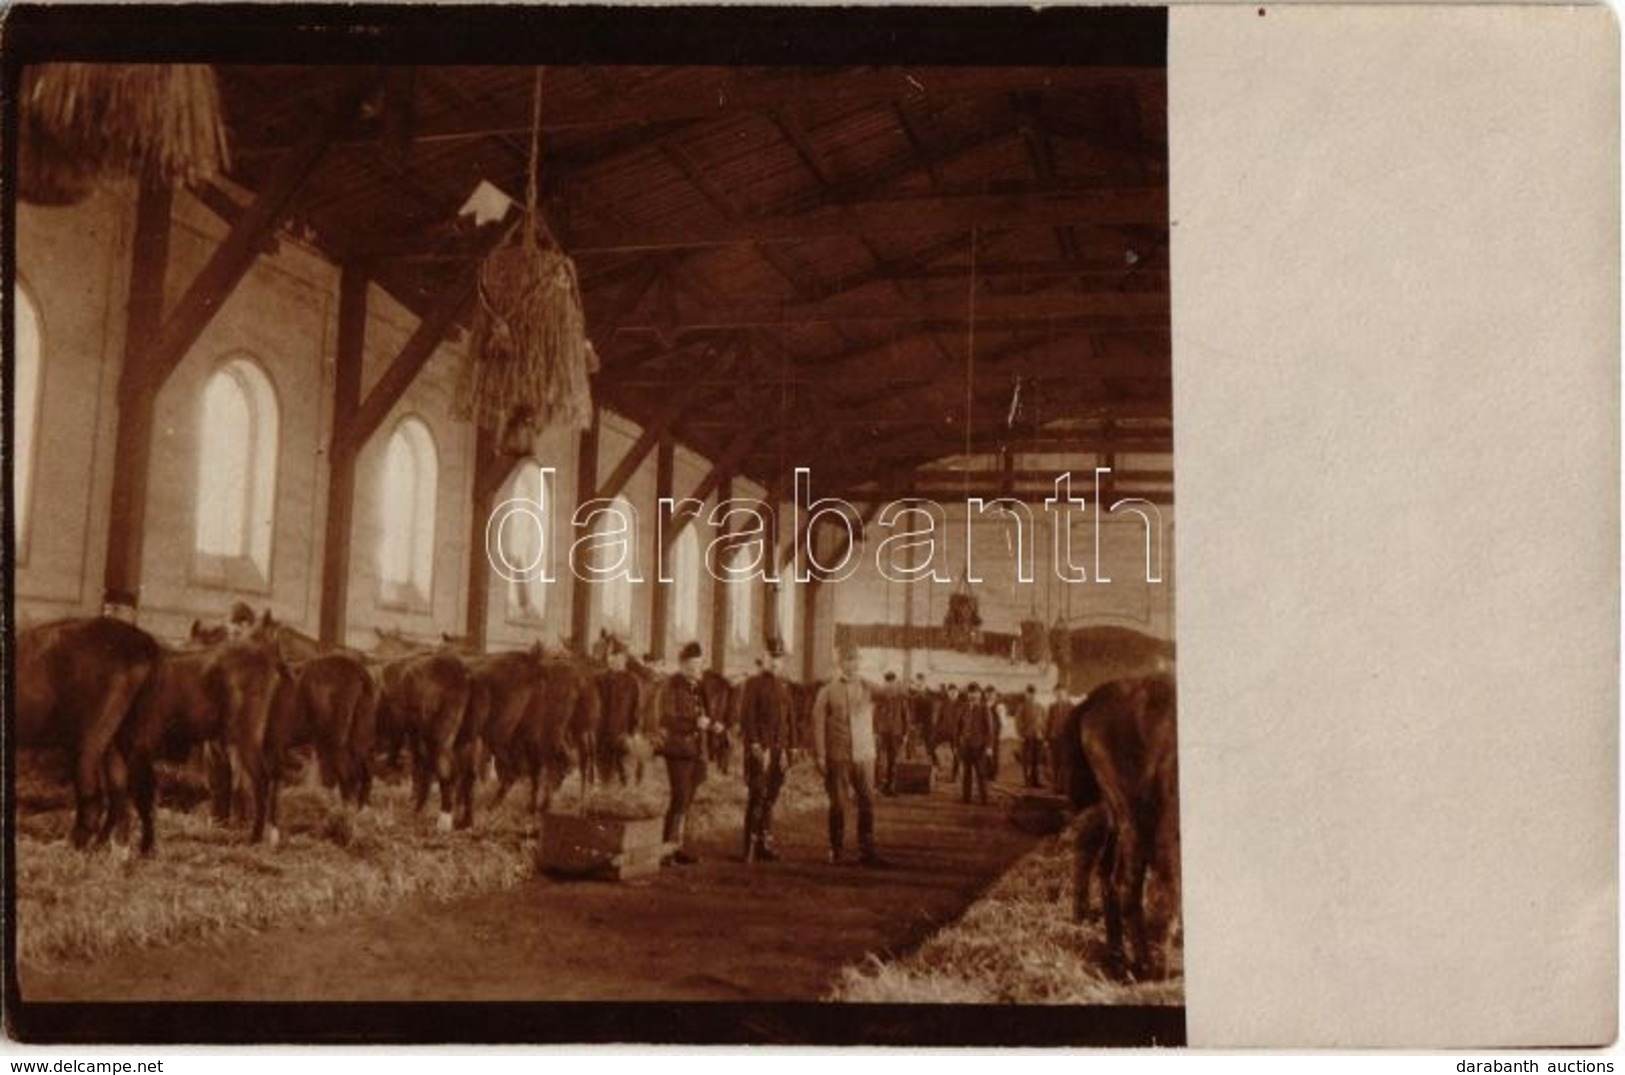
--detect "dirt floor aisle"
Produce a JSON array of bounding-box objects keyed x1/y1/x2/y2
[{"x1": 22, "y1": 783, "x2": 1042, "y2": 1002}]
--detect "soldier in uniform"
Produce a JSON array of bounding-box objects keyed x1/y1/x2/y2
[
  {"x1": 738, "y1": 638, "x2": 794, "y2": 862},
  {"x1": 957, "y1": 683, "x2": 998, "y2": 805},
  {"x1": 226, "y1": 600, "x2": 257, "y2": 642},
  {"x1": 595, "y1": 638, "x2": 641, "y2": 786},
  {"x1": 657, "y1": 640, "x2": 712, "y2": 866},
  {"x1": 940, "y1": 683, "x2": 965, "y2": 780},
  {"x1": 875, "y1": 671, "x2": 907, "y2": 795},
  {"x1": 811, "y1": 644, "x2": 885, "y2": 866},
  {"x1": 1017, "y1": 684, "x2": 1047, "y2": 788}
]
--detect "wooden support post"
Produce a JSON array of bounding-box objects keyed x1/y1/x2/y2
[
  {"x1": 569, "y1": 408, "x2": 600, "y2": 651},
  {"x1": 318, "y1": 264, "x2": 368, "y2": 645},
  {"x1": 101, "y1": 183, "x2": 172, "y2": 609},
  {"x1": 649, "y1": 436, "x2": 675, "y2": 661},
  {"x1": 136, "y1": 118, "x2": 341, "y2": 393},
  {"x1": 709, "y1": 476, "x2": 733, "y2": 673},
  {"x1": 801, "y1": 527, "x2": 822, "y2": 682},
  {"x1": 464, "y1": 425, "x2": 502, "y2": 651},
  {"x1": 762, "y1": 491, "x2": 781, "y2": 647}
]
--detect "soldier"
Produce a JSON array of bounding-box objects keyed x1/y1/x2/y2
[
  {"x1": 939, "y1": 683, "x2": 965, "y2": 779},
  {"x1": 738, "y1": 638, "x2": 794, "y2": 862},
  {"x1": 875, "y1": 671, "x2": 907, "y2": 795},
  {"x1": 1017, "y1": 684, "x2": 1047, "y2": 788},
  {"x1": 595, "y1": 638, "x2": 641, "y2": 786},
  {"x1": 957, "y1": 683, "x2": 998, "y2": 805},
  {"x1": 1046, "y1": 684, "x2": 1075, "y2": 793},
  {"x1": 811, "y1": 644, "x2": 885, "y2": 866},
  {"x1": 656, "y1": 641, "x2": 712, "y2": 866},
  {"x1": 226, "y1": 601, "x2": 257, "y2": 642}
]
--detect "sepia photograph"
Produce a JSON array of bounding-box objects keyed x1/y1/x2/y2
[{"x1": 4, "y1": 5, "x2": 1179, "y2": 1045}]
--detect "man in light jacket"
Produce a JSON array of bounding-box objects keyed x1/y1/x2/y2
[{"x1": 811, "y1": 644, "x2": 886, "y2": 867}]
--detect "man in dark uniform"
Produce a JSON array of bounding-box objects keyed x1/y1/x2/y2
[
  {"x1": 595, "y1": 638, "x2": 641, "y2": 786},
  {"x1": 738, "y1": 638, "x2": 793, "y2": 862},
  {"x1": 1017, "y1": 684, "x2": 1047, "y2": 788},
  {"x1": 875, "y1": 671, "x2": 907, "y2": 795},
  {"x1": 657, "y1": 641, "x2": 712, "y2": 866},
  {"x1": 957, "y1": 683, "x2": 998, "y2": 805},
  {"x1": 939, "y1": 683, "x2": 964, "y2": 779},
  {"x1": 1046, "y1": 684, "x2": 1075, "y2": 794}
]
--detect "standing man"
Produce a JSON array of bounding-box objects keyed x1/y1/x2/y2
[
  {"x1": 738, "y1": 639, "x2": 794, "y2": 863},
  {"x1": 595, "y1": 638, "x2": 641, "y2": 787},
  {"x1": 957, "y1": 683, "x2": 998, "y2": 805},
  {"x1": 1046, "y1": 684, "x2": 1075, "y2": 794},
  {"x1": 811, "y1": 644, "x2": 885, "y2": 866},
  {"x1": 657, "y1": 641, "x2": 711, "y2": 866},
  {"x1": 875, "y1": 671, "x2": 907, "y2": 795},
  {"x1": 939, "y1": 683, "x2": 965, "y2": 780},
  {"x1": 1017, "y1": 684, "x2": 1047, "y2": 788}
]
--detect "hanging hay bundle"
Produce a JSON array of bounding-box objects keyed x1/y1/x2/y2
[
  {"x1": 460, "y1": 228, "x2": 598, "y2": 441},
  {"x1": 19, "y1": 63, "x2": 230, "y2": 205},
  {"x1": 1018, "y1": 620, "x2": 1048, "y2": 665},
  {"x1": 455, "y1": 68, "x2": 597, "y2": 446}
]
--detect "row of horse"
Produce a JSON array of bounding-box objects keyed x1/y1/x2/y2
[{"x1": 14, "y1": 613, "x2": 795, "y2": 857}]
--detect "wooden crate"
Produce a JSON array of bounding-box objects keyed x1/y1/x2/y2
[
  {"x1": 1007, "y1": 792, "x2": 1069, "y2": 835},
  {"x1": 893, "y1": 760, "x2": 935, "y2": 794},
  {"x1": 538, "y1": 813, "x2": 671, "y2": 881}
]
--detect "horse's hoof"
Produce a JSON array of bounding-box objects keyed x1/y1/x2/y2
[
  {"x1": 436, "y1": 811, "x2": 453, "y2": 833},
  {"x1": 108, "y1": 842, "x2": 131, "y2": 864},
  {"x1": 267, "y1": 825, "x2": 282, "y2": 848}
]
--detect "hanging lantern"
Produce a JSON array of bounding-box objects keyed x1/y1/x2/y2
[
  {"x1": 19, "y1": 64, "x2": 231, "y2": 206},
  {"x1": 456, "y1": 68, "x2": 598, "y2": 439}
]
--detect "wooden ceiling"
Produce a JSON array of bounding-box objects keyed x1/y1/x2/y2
[{"x1": 203, "y1": 60, "x2": 1170, "y2": 501}]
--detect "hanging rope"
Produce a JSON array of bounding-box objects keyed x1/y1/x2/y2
[
  {"x1": 457, "y1": 66, "x2": 598, "y2": 448},
  {"x1": 946, "y1": 228, "x2": 982, "y2": 651}
]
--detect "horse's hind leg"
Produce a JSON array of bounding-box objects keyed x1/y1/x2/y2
[
  {"x1": 433, "y1": 743, "x2": 456, "y2": 833},
  {"x1": 1073, "y1": 805, "x2": 1111, "y2": 922},
  {"x1": 97, "y1": 749, "x2": 131, "y2": 856},
  {"x1": 129, "y1": 754, "x2": 159, "y2": 857}
]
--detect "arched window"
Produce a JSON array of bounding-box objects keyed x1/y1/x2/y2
[
  {"x1": 775, "y1": 579, "x2": 795, "y2": 651},
  {"x1": 728, "y1": 547, "x2": 755, "y2": 647},
  {"x1": 672, "y1": 525, "x2": 700, "y2": 640},
  {"x1": 195, "y1": 357, "x2": 278, "y2": 586},
  {"x1": 595, "y1": 494, "x2": 636, "y2": 636},
  {"x1": 379, "y1": 416, "x2": 438, "y2": 609},
  {"x1": 501, "y1": 461, "x2": 549, "y2": 621},
  {"x1": 13, "y1": 284, "x2": 42, "y2": 555}
]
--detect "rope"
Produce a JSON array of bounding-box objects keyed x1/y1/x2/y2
[{"x1": 524, "y1": 66, "x2": 547, "y2": 251}]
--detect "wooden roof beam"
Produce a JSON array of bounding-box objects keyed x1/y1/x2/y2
[
  {"x1": 594, "y1": 347, "x2": 735, "y2": 502},
  {"x1": 564, "y1": 186, "x2": 1167, "y2": 254},
  {"x1": 612, "y1": 287, "x2": 1167, "y2": 334},
  {"x1": 234, "y1": 66, "x2": 1165, "y2": 156}
]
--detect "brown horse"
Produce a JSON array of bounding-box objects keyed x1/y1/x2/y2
[
  {"x1": 121, "y1": 630, "x2": 283, "y2": 855},
  {"x1": 483, "y1": 648, "x2": 573, "y2": 814},
  {"x1": 254, "y1": 615, "x2": 381, "y2": 809},
  {"x1": 1068, "y1": 672, "x2": 1180, "y2": 980},
  {"x1": 15, "y1": 617, "x2": 165, "y2": 850},
  {"x1": 375, "y1": 648, "x2": 473, "y2": 832}
]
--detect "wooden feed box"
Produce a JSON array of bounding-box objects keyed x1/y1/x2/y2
[
  {"x1": 1007, "y1": 792, "x2": 1069, "y2": 835},
  {"x1": 538, "y1": 812, "x2": 671, "y2": 881},
  {"x1": 894, "y1": 760, "x2": 935, "y2": 794}
]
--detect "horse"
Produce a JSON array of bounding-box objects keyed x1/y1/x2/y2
[
  {"x1": 198, "y1": 612, "x2": 382, "y2": 813},
  {"x1": 120, "y1": 627, "x2": 284, "y2": 854},
  {"x1": 15, "y1": 616, "x2": 165, "y2": 850},
  {"x1": 1067, "y1": 672, "x2": 1181, "y2": 980},
  {"x1": 375, "y1": 647, "x2": 474, "y2": 833}
]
